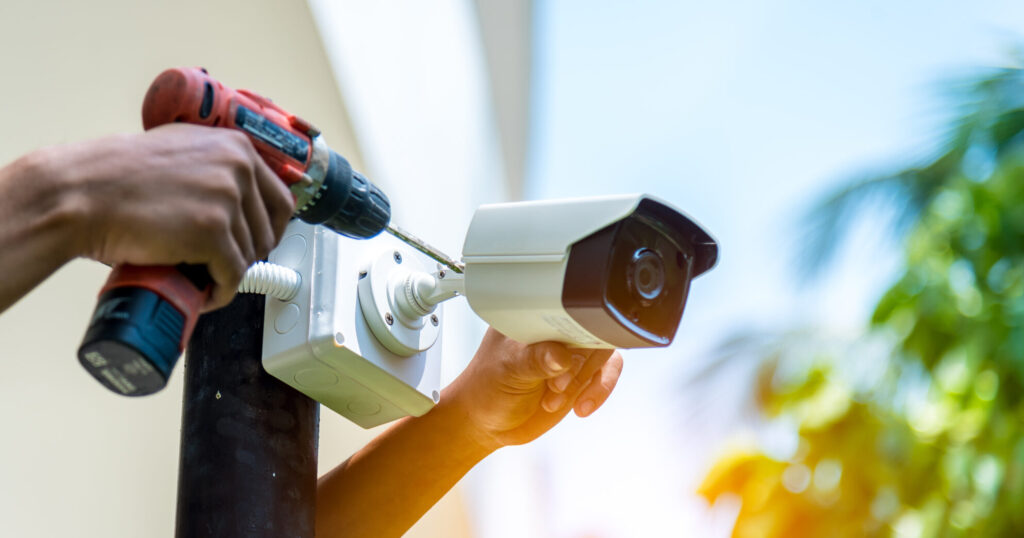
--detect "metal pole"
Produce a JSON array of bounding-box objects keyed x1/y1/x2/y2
[{"x1": 175, "y1": 293, "x2": 319, "y2": 537}]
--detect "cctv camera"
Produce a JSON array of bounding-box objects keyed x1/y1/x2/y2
[
  {"x1": 260, "y1": 193, "x2": 717, "y2": 428},
  {"x1": 461, "y1": 194, "x2": 717, "y2": 348}
]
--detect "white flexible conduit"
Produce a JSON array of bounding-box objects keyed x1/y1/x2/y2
[{"x1": 237, "y1": 262, "x2": 301, "y2": 301}]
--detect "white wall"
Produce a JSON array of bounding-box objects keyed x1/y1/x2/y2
[
  {"x1": 305, "y1": 0, "x2": 508, "y2": 390},
  {"x1": 0, "y1": 0, "x2": 473, "y2": 536},
  {"x1": 305, "y1": 2, "x2": 518, "y2": 536}
]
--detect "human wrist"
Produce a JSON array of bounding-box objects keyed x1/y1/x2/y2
[
  {"x1": 40, "y1": 136, "x2": 134, "y2": 261},
  {"x1": 436, "y1": 384, "x2": 503, "y2": 457},
  {"x1": 7, "y1": 145, "x2": 92, "y2": 263}
]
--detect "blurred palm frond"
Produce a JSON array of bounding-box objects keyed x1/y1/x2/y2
[{"x1": 798, "y1": 66, "x2": 1024, "y2": 281}]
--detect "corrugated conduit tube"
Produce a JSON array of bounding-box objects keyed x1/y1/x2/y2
[{"x1": 237, "y1": 261, "x2": 301, "y2": 301}]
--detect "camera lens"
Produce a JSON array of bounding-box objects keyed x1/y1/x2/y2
[
  {"x1": 628, "y1": 248, "x2": 665, "y2": 303},
  {"x1": 561, "y1": 197, "x2": 716, "y2": 348}
]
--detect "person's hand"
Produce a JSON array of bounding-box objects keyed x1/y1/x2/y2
[
  {"x1": 444, "y1": 328, "x2": 624, "y2": 451},
  {"x1": 40, "y1": 124, "x2": 294, "y2": 310}
]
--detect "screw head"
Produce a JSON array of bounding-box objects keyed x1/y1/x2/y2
[
  {"x1": 385, "y1": 312, "x2": 394, "y2": 325},
  {"x1": 430, "y1": 314, "x2": 439, "y2": 326},
  {"x1": 438, "y1": 270, "x2": 446, "y2": 279},
  {"x1": 393, "y1": 251, "x2": 403, "y2": 264}
]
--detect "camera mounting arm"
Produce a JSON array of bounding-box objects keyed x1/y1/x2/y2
[
  {"x1": 393, "y1": 269, "x2": 465, "y2": 320},
  {"x1": 358, "y1": 250, "x2": 465, "y2": 358}
]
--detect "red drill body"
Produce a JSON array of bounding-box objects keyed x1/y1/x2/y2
[{"x1": 79, "y1": 67, "x2": 390, "y2": 396}]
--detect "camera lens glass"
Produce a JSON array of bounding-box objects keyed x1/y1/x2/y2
[
  {"x1": 628, "y1": 248, "x2": 665, "y2": 303},
  {"x1": 562, "y1": 197, "x2": 716, "y2": 348},
  {"x1": 604, "y1": 217, "x2": 690, "y2": 337}
]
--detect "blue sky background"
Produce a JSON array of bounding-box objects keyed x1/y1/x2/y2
[{"x1": 522, "y1": 1, "x2": 1024, "y2": 535}]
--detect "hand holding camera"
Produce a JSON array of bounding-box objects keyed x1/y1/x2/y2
[{"x1": 444, "y1": 328, "x2": 624, "y2": 451}]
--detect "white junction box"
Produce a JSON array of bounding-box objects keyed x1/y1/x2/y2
[{"x1": 261, "y1": 220, "x2": 442, "y2": 428}]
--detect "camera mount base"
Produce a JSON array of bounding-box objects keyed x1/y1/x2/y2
[{"x1": 357, "y1": 248, "x2": 442, "y2": 357}]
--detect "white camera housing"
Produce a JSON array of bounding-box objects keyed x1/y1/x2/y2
[{"x1": 462, "y1": 194, "x2": 717, "y2": 348}]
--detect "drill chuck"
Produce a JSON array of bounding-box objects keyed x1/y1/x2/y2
[{"x1": 296, "y1": 149, "x2": 390, "y2": 239}]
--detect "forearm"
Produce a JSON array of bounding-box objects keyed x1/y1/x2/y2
[
  {"x1": 0, "y1": 149, "x2": 83, "y2": 312},
  {"x1": 316, "y1": 394, "x2": 494, "y2": 537}
]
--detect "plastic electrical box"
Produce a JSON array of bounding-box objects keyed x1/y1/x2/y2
[{"x1": 261, "y1": 220, "x2": 443, "y2": 428}]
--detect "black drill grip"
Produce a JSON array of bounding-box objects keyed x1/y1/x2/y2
[{"x1": 295, "y1": 150, "x2": 390, "y2": 239}]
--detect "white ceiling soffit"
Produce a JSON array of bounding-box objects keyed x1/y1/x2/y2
[
  {"x1": 472, "y1": 0, "x2": 533, "y2": 200},
  {"x1": 304, "y1": 1, "x2": 508, "y2": 245}
]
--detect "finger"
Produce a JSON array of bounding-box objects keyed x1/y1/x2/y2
[
  {"x1": 204, "y1": 235, "x2": 248, "y2": 312},
  {"x1": 575, "y1": 349, "x2": 614, "y2": 387},
  {"x1": 541, "y1": 354, "x2": 588, "y2": 412},
  {"x1": 555, "y1": 349, "x2": 614, "y2": 398},
  {"x1": 547, "y1": 371, "x2": 573, "y2": 394},
  {"x1": 545, "y1": 353, "x2": 586, "y2": 393},
  {"x1": 230, "y1": 202, "x2": 257, "y2": 266},
  {"x1": 252, "y1": 155, "x2": 295, "y2": 242},
  {"x1": 239, "y1": 174, "x2": 276, "y2": 260},
  {"x1": 505, "y1": 342, "x2": 574, "y2": 386},
  {"x1": 542, "y1": 349, "x2": 610, "y2": 411},
  {"x1": 542, "y1": 389, "x2": 568, "y2": 413},
  {"x1": 573, "y1": 351, "x2": 624, "y2": 417}
]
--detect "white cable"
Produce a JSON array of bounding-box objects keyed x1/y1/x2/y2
[{"x1": 238, "y1": 261, "x2": 301, "y2": 301}]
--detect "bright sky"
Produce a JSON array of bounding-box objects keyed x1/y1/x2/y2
[{"x1": 523, "y1": 1, "x2": 1024, "y2": 536}]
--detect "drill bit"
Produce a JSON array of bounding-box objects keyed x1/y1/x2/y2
[{"x1": 386, "y1": 224, "x2": 465, "y2": 274}]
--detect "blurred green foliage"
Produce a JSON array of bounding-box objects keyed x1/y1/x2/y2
[{"x1": 700, "y1": 66, "x2": 1024, "y2": 537}]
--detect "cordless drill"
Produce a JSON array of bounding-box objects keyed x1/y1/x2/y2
[{"x1": 77, "y1": 67, "x2": 391, "y2": 396}]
